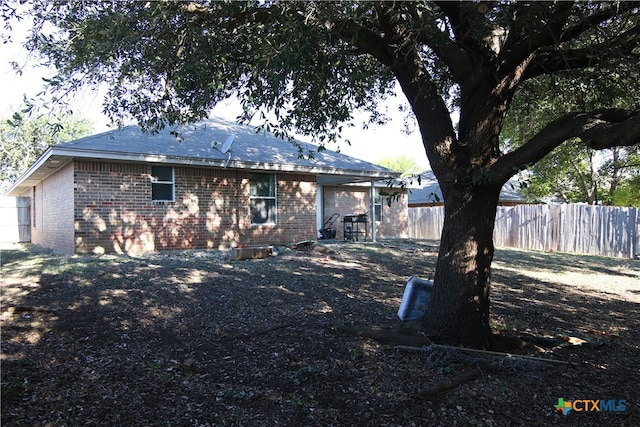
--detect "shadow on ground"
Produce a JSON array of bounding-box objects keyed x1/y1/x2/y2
[{"x1": 1, "y1": 240, "x2": 638, "y2": 426}]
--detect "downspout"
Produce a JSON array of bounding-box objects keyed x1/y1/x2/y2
[{"x1": 370, "y1": 180, "x2": 376, "y2": 242}]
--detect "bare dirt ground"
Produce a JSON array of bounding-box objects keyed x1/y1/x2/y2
[{"x1": 1, "y1": 239, "x2": 639, "y2": 426}]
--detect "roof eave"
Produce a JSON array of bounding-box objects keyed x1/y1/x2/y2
[
  {"x1": 6, "y1": 146, "x2": 398, "y2": 196},
  {"x1": 5, "y1": 148, "x2": 56, "y2": 197}
]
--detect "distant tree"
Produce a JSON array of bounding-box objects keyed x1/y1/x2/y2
[
  {"x1": 0, "y1": 109, "x2": 92, "y2": 192},
  {"x1": 599, "y1": 147, "x2": 640, "y2": 206},
  {"x1": 521, "y1": 141, "x2": 601, "y2": 204},
  {"x1": 376, "y1": 155, "x2": 422, "y2": 176},
  {"x1": 516, "y1": 144, "x2": 640, "y2": 205},
  {"x1": 3, "y1": 1, "x2": 639, "y2": 348},
  {"x1": 612, "y1": 174, "x2": 640, "y2": 207}
]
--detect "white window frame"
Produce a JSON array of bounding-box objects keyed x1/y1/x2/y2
[
  {"x1": 374, "y1": 188, "x2": 383, "y2": 222},
  {"x1": 249, "y1": 173, "x2": 277, "y2": 225},
  {"x1": 151, "y1": 166, "x2": 175, "y2": 202}
]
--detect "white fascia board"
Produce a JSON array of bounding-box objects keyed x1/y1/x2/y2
[
  {"x1": 341, "y1": 178, "x2": 419, "y2": 189},
  {"x1": 4, "y1": 148, "x2": 54, "y2": 196}
]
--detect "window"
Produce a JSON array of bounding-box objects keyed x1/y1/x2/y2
[
  {"x1": 151, "y1": 166, "x2": 175, "y2": 201},
  {"x1": 250, "y1": 173, "x2": 277, "y2": 225},
  {"x1": 373, "y1": 188, "x2": 383, "y2": 222}
]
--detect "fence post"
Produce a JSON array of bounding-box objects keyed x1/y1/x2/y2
[{"x1": 633, "y1": 207, "x2": 639, "y2": 259}]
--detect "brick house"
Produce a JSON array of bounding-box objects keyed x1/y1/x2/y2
[{"x1": 6, "y1": 117, "x2": 408, "y2": 254}]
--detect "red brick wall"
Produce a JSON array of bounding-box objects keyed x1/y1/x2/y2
[{"x1": 73, "y1": 161, "x2": 317, "y2": 254}]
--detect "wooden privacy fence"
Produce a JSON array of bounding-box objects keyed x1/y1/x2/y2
[
  {"x1": 408, "y1": 204, "x2": 640, "y2": 259},
  {"x1": 0, "y1": 196, "x2": 31, "y2": 243}
]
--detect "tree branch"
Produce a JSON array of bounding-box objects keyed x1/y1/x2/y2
[
  {"x1": 582, "y1": 110, "x2": 640, "y2": 150},
  {"x1": 498, "y1": 2, "x2": 639, "y2": 82},
  {"x1": 433, "y1": 1, "x2": 495, "y2": 77},
  {"x1": 524, "y1": 24, "x2": 640, "y2": 79},
  {"x1": 326, "y1": 16, "x2": 394, "y2": 67},
  {"x1": 497, "y1": 2, "x2": 575, "y2": 78},
  {"x1": 407, "y1": 6, "x2": 472, "y2": 83},
  {"x1": 492, "y1": 109, "x2": 640, "y2": 181},
  {"x1": 557, "y1": 2, "x2": 639, "y2": 43},
  {"x1": 434, "y1": 1, "x2": 493, "y2": 54}
]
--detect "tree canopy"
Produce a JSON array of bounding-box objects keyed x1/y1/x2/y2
[
  {"x1": 4, "y1": 2, "x2": 638, "y2": 152},
  {"x1": 4, "y1": 0, "x2": 639, "y2": 348},
  {"x1": 375, "y1": 155, "x2": 422, "y2": 176}
]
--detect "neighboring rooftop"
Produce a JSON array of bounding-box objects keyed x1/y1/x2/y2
[{"x1": 408, "y1": 170, "x2": 526, "y2": 206}]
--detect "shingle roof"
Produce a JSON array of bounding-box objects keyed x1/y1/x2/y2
[
  {"x1": 407, "y1": 170, "x2": 525, "y2": 205},
  {"x1": 59, "y1": 118, "x2": 391, "y2": 171},
  {"x1": 7, "y1": 117, "x2": 398, "y2": 196}
]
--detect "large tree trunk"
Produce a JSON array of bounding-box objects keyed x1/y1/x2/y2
[{"x1": 422, "y1": 182, "x2": 501, "y2": 349}]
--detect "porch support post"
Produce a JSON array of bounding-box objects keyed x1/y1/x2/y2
[{"x1": 370, "y1": 180, "x2": 376, "y2": 242}]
